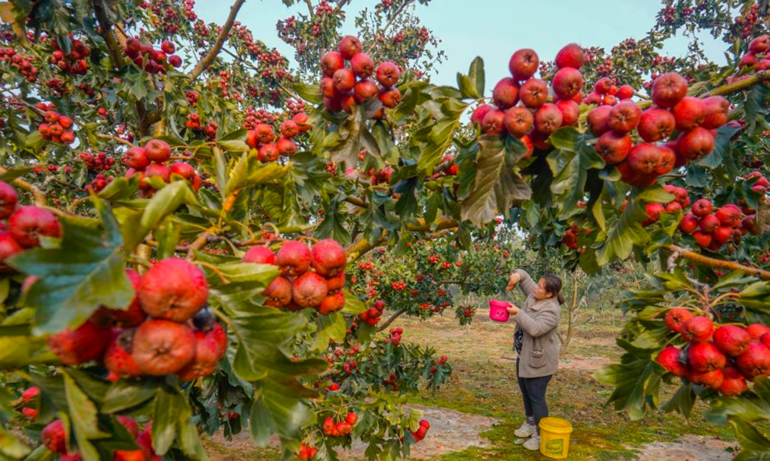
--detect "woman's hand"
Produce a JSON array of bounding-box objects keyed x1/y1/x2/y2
[
  {"x1": 506, "y1": 304, "x2": 520, "y2": 315},
  {"x1": 506, "y1": 272, "x2": 520, "y2": 292}
]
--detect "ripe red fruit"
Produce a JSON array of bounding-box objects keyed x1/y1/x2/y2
[
  {"x1": 594, "y1": 131, "x2": 631, "y2": 165},
  {"x1": 687, "y1": 368, "x2": 724, "y2": 389},
  {"x1": 48, "y1": 320, "x2": 110, "y2": 365},
  {"x1": 556, "y1": 100, "x2": 579, "y2": 126},
  {"x1": 643, "y1": 203, "x2": 665, "y2": 226},
  {"x1": 519, "y1": 79, "x2": 548, "y2": 108},
  {"x1": 693, "y1": 231, "x2": 712, "y2": 247},
  {"x1": 277, "y1": 137, "x2": 298, "y2": 157},
  {"x1": 651, "y1": 73, "x2": 688, "y2": 108},
  {"x1": 104, "y1": 329, "x2": 142, "y2": 377},
  {"x1": 551, "y1": 67, "x2": 584, "y2": 100},
  {"x1": 594, "y1": 77, "x2": 613, "y2": 95},
  {"x1": 471, "y1": 104, "x2": 493, "y2": 125},
  {"x1": 509, "y1": 49, "x2": 539, "y2": 81},
  {"x1": 746, "y1": 323, "x2": 770, "y2": 340},
  {"x1": 587, "y1": 105, "x2": 612, "y2": 136},
  {"x1": 279, "y1": 120, "x2": 299, "y2": 139},
  {"x1": 688, "y1": 342, "x2": 726, "y2": 372},
  {"x1": 749, "y1": 35, "x2": 770, "y2": 54},
  {"x1": 168, "y1": 55, "x2": 182, "y2": 68},
  {"x1": 320, "y1": 51, "x2": 344, "y2": 78},
  {"x1": 616, "y1": 85, "x2": 634, "y2": 100},
  {"x1": 144, "y1": 163, "x2": 171, "y2": 184},
  {"x1": 681, "y1": 316, "x2": 715, "y2": 343},
  {"x1": 132, "y1": 319, "x2": 195, "y2": 375},
  {"x1": 672, "y1": 97, "x2": 706, "y2": 131},
  {"x1": 375, "y1": 61, "x2": 400, "y2": 87},
  {"x1": 713, "y1": 325, "x2": 751, "y2": 357},
  {"x1": 675, "y1": 127, "x2": 714, "y2": 160},
  {"x1": 122, "y1": 147, "x2": 150, "y2": 171},
  {"x1": 481, "y1": 110, "x2": 506, "y2": 136},
  {"x1": 554, "y1": 43, "x2": 585, "y2": 69},
  {"x1": 678, "y1": 214, "x2": 699, "y2": 234},
  {"x1": 698, "y1": 214, "x2": 720, "y2": 233},
  {"x1": 0, "y1": 233, "x2": 22, "y2": 273},
  {"x1": 665, "y1": 201, "x2": 682, "y2": 214},
  {"x1": 354, "y1": 79, "x2": 379, "y2": 102},
  {"x1": 42, "y1": 420, "x2": 67, "y2": 453},
  {"x1": 257, "y1": 143, "x2": 279, "y2": 163},
  {"x1": 0, "y1": 181, "x2": 17, "y2": 219},
  {"x1": 276, "y1": 241, "x2": 311, "y2": 277},
  {"x1": 139, "y1": 258, "x2": 209, "y2": 322},
  {"x1": 719, "y1": 367, "x2": 748, "y2": 397},
  {"x1": 92, "y1": 269, "x2": 145, "y2": 328},
  {"x1": 243, "y1": 246, "x2": 275, "y2": 265},
  {"x1": 350, "y1": 53, "x2": 374, "y2": 78},
  {"x1": 638, "y1": 108, "x2": 676, "y2": 142},
  {"x1": 177, "y1": 323, "x2": 227, "y2": 381},
  {"x1": 333, "y1": 68, "x2": 356, "y2": 92},
  {"x1": 60, "y1": 131, "x2": 76, "y2": 144},
  {"x1": 58, "y1": 116, "x2": 73, "y2": 129},
  {"x1": 534, "y1": 104, "x2": 563, "y2": 135},
  {"x1": 292, "y1": 272, "x2": 329, "y2": 308},
  {"x1": 665, "y1": 308, "x2": 693, "y2": 333},
  {"x1": 115, "y1": 450, "x2": 145, "y2": 461},
  {"x1": 736, "y1": 342, "x2": 770, "y2": 379},
  {"x1": 338, "y1": 35, "x2": 362, "y2": 60},
  {"x1": 21, "y1": 386, "x2": 40, "y2": 403},
  {"x1": 503, "y1": 106, "x2": 534, "y2": 137},
  {"x1": 691, "y1": 199, "x2": 713, "y2": 217},
  {"x1": 115, "y1": 416, "x2": 139, "y2": 438},
  {"x1": 318, "y1": 291, "x2": 346, "y2": 314},
  {"x1": 311, "y1": 239, "x2": 347, "y2": 276},
  {"x1": 519, "y1": 134, "x2": 534, "y2": 158},
  {"x1": 263, "y1": 276, "x2": 293, "y2": 308},
  {"x1": 655, "y1": 145, "x2": 676, "y2": 175},
  {"x1": 700, "y1": 96, "x2": 729, "y2": 130},
  {"x1": 8, "y1": 206, "x2": 61, "y2": 248},
  {"x1": 379, "y1": 86, "x2": 401, "y2": 108},
  {"x1": 715, "y1": 206, "x2": 742, "y2": 228},
  {"x1": 627, "y1": 143, "x2": 662, "y2": 174},
  {"x1": 326, "y1": 272, "x2": 346, "y2": 292},
  {"x1": 656, "y1": 346, "x2": 686, "y2": 376},
  {"x1": 492, "y1": 78, "x2": 520, "y2": 109},
  {"x1": 144, "y1": 139, "x2": 171, "y2": 163},
  {"x1": 293, "y1": 112, "x2": 311, "y2": 132},
  {"x1": 169, "y1": 162, "x2": 196, "y2": 183},
  {"x1": 161, "y1": 40, "x2": 175, "y2": 54},
  {"x1": 608, "y1": 101, "x2": 642, "y2": 133}
]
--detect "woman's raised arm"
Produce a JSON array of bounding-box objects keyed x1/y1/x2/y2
[{"x1": 513, "y1": 269, "x2": 537, "y2": 297}]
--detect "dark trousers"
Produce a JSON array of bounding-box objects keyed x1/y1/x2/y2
[{"x1": 516, "y1": 359, "x2": 552, "y2": 430}]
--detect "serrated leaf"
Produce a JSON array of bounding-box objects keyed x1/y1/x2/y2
[
  {"x1": 314, "y1": 311, "x2": 346, "y2": 350},
  {"x1": 124, "y1": 181, "x2": 198, "y2": 249},
  {"x1": 63, "y1": 371, "x2": 108, "y2": 461},
  {"x1": 10, "y1": 198, "x2": 133, "y2": 333},
  {"x1": 292, "y1": 82, "x2": 323, "y2": 104}
]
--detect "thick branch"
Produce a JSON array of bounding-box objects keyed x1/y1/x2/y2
[
  {"x1": 91, "y1": 0, "x2": 124, "y2": 67},
  {"x1": 189, "y1": 0, "x2": 247, "y2": 81},
  {"x1": 707, "y1": 70, "x2": 770, "y2": 96},
  {"x1": 667, "y1": 245, "x2": 770, "y2": 281},
  {"x1": 377, "y1": 307, "x2": 407, "y2": 332}
]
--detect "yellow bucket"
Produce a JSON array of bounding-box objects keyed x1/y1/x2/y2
[{"x1": 539, "y1": 417, "x2": 573, "y2": 459}]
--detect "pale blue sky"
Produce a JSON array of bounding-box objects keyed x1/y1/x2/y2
[{"x1": 195, "y1": 0, "x2": 728, "y2": 86}]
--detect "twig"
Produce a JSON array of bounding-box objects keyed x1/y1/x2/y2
[
  {"x1": 0, "y1": 166, "x2": 46, "y2": 206},
  {"x1": 189, "y1": 0, "x2": 247, "y2": 81},
  {"x1": 377, "y1": 307, "x2": 407, "y2": 332},
  {"x1": 667, "y1": 245, "x2": 770, "y2": 281}
]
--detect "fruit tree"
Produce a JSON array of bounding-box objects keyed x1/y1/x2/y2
[{"x1": 1, "y1": 0, "x2": 770, "y2": 460}]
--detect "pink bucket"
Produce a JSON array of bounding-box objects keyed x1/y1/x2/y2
[{"x1": 489, "y1": 299, "x2": 511, "y2": 322}]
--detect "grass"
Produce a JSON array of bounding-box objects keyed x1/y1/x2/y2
[{"x1": 203, "y1": 305, "x2": 742, "y2": 460}]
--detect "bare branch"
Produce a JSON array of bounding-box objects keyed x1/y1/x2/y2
[
  {"x1": 377, "y1": 307, "x2": 407, "y2": 332},
  {"x1": 189, "y1": 0, "x2": 247, "y2": 81}
]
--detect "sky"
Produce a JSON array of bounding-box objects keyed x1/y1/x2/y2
[{"x1": 195, "y1": 0, "x2": 729, "y2": 87}]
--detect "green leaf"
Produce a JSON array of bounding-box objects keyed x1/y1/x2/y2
[
  {"x1": 292, "y1": 82, "x2": 323, "y2": 104},
  {"x1": 102, "y1": 380, "x2": 158, "y2": 414},
  {"x1": 594, "y1": 340, "x2": 661, "y2": 420},
  {"x1": 98, "y1": 175, "x2": 141, "y2": 201},
  {"x1": 63, "y1": 371, "x2": 108, "y2": 461},
  {"x1": 341, "y1": 290, "x2": 366, "y2": 315},
  {"x1": 0, "y1": 425, "x2": 31, "y2": 459},
  {"x1": 124, "y1": 181, "x2": 198, "y2": 250},
  {"x1": 596, "y1": 196, "x2": 649, "y2": 266},
  {"x1": 152, "y1": 387, "x2": 182, "y2": 455},
  {"x1": 416, "y1": 101, "x2": 468, "y2": 174},
  {"x1": 314, "y1": 311, "x2": 346, "y2": 350},
  {"x1": 0, "y1": 167, "x2": 34, "y2": 182},
  {"x1": 218, "y1": 140, "x2": 249, "y2": 153},
  {"x1": 547, "y1": 128, "x2": 605, "y2": 220},
  {"x1": 10, "y1": 198, "x2": 134, "y2": 333}
]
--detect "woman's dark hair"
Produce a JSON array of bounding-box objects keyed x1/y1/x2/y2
[{"x1": 543, "y1": 274, "x2": 565, "y2": 304}]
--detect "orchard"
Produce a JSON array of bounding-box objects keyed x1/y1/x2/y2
[{"x1": 0, "y1": 0, "x2": 770, "y2": 460}]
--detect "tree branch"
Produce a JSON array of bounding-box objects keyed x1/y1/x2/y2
[
  {"x1": 667, "y1": 245, "x2": 770, "y2": 281},
  {"x1": 0, "y1": 166, "x2": 46, "y2": 206},
  {"x1": 706, "y1": 70, "x2": 770, "y2": 96},
  {"x1": 377, "y1": 307, "x2": 407, "y2": 332},
  {"x1": 189, "y1": 0, "x2": 247, "y2": 81}
]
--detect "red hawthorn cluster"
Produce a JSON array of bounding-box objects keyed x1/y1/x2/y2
[
  {"x1": 85, "y1": 174, "x2": 113, "y2": 193},
  {"x1": 735, "y1": 5, "x2": 762, "y2": 40},
  {"x1": 591, "y1": 73, "x2": 728, "y2": 186},
  {"x1": 123, "y1": 37, "x2": 182, "y2": 73},
  {"x1": 80, "y1": 151, "x2": 115, "y2": 171},
  {"x1": 17, "y1": 386, "x2": 40, "y2": 420},
  {"x1": 0, "y1": 47, "x2": 38, "y2": 82},
  {"x1": 45, "y1": 258, "x2": 226, "y2": 384},
  {"x1": 0, "y1": 181, "x2": 62, "y2": 272},
  {"x1": 245, "y1": 113, "x2": 309, "y2": 161},
  {"x1": 242, "y1": 107, "x2": 278, "y2": 128},
  {"x1": 297, "y1": 443, "x2": 318, "y2": 460},
  {"x1": 122, "y1": 139, "x2": 202, "y2": 196},
  {"x1": 242, "y1": 239, "x2": 347, "y2": 314},
  {"x1": 186, "y1": 113, "x2": 218, "y2": 139},
  {"x1": 583, "y1": 76, "x2": 634, "y2": 106},
  {"x1": 322, "y1": 412, "x2": 357, "y2": 437},
  {"x1": 386, "y1": 327, "x2": 403, "y2": 346},
  {"x1": 473, "y1": 43, "x2": 588, "y2": 157},
  {"x1": 48, "y1": 36, "x2": 90, "y2": 75},
  {"x1": 738, "y1": 35, "x2": 770, "y2": 69},
  {"x1": 147, "y1": 0, "x2": 198, "y2": 34},
  {"x1": 358, "y1": 299, "x2": 385, "y2": 326},
  {"x1": 411, "y1": 419, "x2": 431, "y2": 443},
  {"x1": 657, "y1": 308, "x2": 770, "y2": 396},
  {"x1": 320, "y1": 35, "x2": 402, "y2": 115},
  {"x1": 38, "y1": 109, "x2": 76, "y2": 145},
  {"x1": 42, "y1": 417, "x2": 163, "y2": 460}
]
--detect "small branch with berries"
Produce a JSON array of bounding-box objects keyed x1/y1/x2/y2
[
  {"x1": 666, "y1": 244, "x2": 770, "y2": 281},
  {"x1": 189, "y1": 0, "x2": 247, "y2": 81}
]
